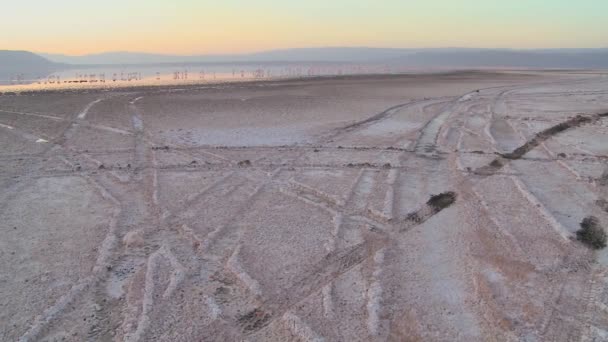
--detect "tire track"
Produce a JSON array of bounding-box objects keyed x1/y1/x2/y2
[
  {"x1": 326, "y1": 102, "x2": 414, "y2": 138},
  {"x1": 445, "y1": 79, "x2": 608, "y2": 340},
  {"x1": 237, "y1": 191, "x2": 458, "y2": 336},
  {"x1": 77, "y1": 98, "x2": 103, "y2": 119},
  {"x1": 475, "y1": 112, "x2": 607, "y2": 176},
  {"x1": 18, "y1": 157, "x2": 122, "y2": 342}
]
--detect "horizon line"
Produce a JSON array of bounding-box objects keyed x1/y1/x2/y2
[{"x1": 25, "y1": 46, "x2": 608, "y2": 57}]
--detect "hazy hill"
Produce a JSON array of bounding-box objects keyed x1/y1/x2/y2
[
  {"x1": 395, "y1": 49, "x2": 608, "y2": 68},
  {"x1": 2, "y1": 47, "x2": 608, "y2": 83},
  {"x1": 0, "y1": 50, "x2": 64, "y2": 81},
  {"x1": 40, "y1": 48, "x2": 415, "y2": 65},
  {"x1": 39, "y1": 47, "x2": 608, "y2": 69}
]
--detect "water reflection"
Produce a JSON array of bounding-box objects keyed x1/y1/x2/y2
[{"x1": 0, "y1": 62, "x2": 410, "y2": 90}]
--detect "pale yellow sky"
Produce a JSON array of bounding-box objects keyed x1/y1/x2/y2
[{"x1": 2, "y1": 0, "x2": 607, "y2": 55}]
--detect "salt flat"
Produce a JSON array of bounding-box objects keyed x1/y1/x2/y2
[{"x1": 1, "y1": 71, "x2": 608, "y2": 341}]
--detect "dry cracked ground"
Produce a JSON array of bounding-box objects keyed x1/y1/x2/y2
[{"x1": 2, "y1": 71, "x2": 608, "y2": 341}]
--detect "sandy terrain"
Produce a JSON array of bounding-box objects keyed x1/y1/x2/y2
[{"x1": 1, "y1": 71, "x2": 608, "y2": 341}]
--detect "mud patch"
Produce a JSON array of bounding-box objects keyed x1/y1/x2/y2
[{"x1": 238, "y1": 308, "x2": 272, "y2": 332}]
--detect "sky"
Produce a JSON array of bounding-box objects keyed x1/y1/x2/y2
[{"x1": 2, "y1": 0, "x2": 607, "y2": 55}]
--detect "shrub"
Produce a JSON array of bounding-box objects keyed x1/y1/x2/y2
[
  {"x1": 237, "y1": 160, "x2": 251, "y2": 167},
  {"x1": 405, "y1": 212, "x2": 422, "y2": 223},
  {"x1": 489, "y1": 158, "x2": 503, "y2": 168},
  {"x1": 577, "y1": 216, "x2": 607, "y2": 249},
  {"x1": 597, "y1": 199, "x2": 608, "y2": 213},
  {"x1": 427, "y1": 192, "x2": 457, "y2": 211}
]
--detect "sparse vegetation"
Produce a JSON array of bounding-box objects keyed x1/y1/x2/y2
[
  {"x1": 597, "y1": 199, "x2": 608, "y2": 213},
  {"x1": 502, "y1": 114, "x2": 593, "y2": 160},
  {"x1": 346, "y1": 162, "x2": 374, "y2": 168},
  {"x1": 427, "y1": 191, "x2": 457, "y2": 211},
  {"x1": 576, "y1": 216, "x2": 607, "y2": 250},
  {"x1": 489, "y1": 158, "x2": 503, "y2": 168},
  {"x1": 405, "y1": 211, "x2": 422, "y2": 223},
  {"x1": 238, "y1": 308, "x2": 271, "y2": 331},
  {"x1": 237, "y1": 159, "x2": 252, "y2": 167},
  {"x1": 599, "y1": 169, "x2": 608, "y2": 186}
]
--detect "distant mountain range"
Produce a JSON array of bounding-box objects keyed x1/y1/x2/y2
[
  {"x1": 38, "y1": 47, "x2": 608, "y2": 67},
  {"x1": 0, "y1": 50, "x2": 64, "y2": 81},
  {"x1": 2, "y1": 47, "x2": 608, "y2": 82},
  {"x1": 38, "y1": 48, "x2": 476, "y2": 65},
  {"x1": 394, "y1": 49, "x2": 608, "y2": 68}
]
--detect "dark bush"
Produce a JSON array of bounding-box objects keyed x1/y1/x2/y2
[
  {"x1": 427, "y1": 191, "x2": 457, "y2": 211},
  {"x1": 237, "y1": 160, "x2": 251, "y2": 167},
  {"x1": 577, "y1": 216, "x2": 607, "y2": 249},
  {"x1": 489, "y1": 158, "x2": 503, "y2": 168},
  {"x1": 597, "y1": 199, "x2": 608, "y2": 213},
  {"x1": 406, "y1": 212, "x2": 422, "y2": 223}
]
